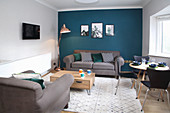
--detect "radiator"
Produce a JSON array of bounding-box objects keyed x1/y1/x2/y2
[{"x1": 0, "y1": 53, "x2": 51, "y2": 78}]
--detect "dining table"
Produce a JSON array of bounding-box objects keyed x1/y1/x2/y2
[{"x1": 129, "y1": 62, "x2": 169, "y2": 99}]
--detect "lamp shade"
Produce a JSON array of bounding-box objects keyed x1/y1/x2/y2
[{"x1": 60, "y1": 24, "x2": 71, "y2": 34}]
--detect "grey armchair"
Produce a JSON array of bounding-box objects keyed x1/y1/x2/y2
[{"x1": 0, "y1": 74, "x2": 74, "y2": 113}]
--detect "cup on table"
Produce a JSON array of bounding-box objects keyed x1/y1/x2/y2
[
  {"x1": 87, "y1": 70, "x2": 91, "y2": 75},
  {"x1": 79, "y1": 69, "x2": 83, "y2": 74},
  {"x1": 150, "y1": 58, "x2": 156, "y2": 63},
  {"x1": 81, "y1": 73, "x2": 85, "y2": 78},
  {"x1": 142, "y1": 58, "x2": 146, "y2": 65}
]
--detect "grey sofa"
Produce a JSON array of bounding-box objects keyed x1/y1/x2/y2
[
  {"x1": 0, "y1": 74, "x2": 74, "y2": 113},
  {"x1": 63, "y1": 50, "x2": 124, "y2": 76}
]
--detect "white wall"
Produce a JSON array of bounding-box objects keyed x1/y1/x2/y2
[
  {"x1": 143, "y1": 0, "x2": 170, "y2": 66},
  {"x1": 0, "y1": 0, "x2": 58, "y2": 69},
  {"x1": 143, "y1": 0, "x2": 170, "y2": 55}
]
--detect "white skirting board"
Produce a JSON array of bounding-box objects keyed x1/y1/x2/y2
[{"x1": 0, "y1": 53, "x2": 51, "y2": 78}]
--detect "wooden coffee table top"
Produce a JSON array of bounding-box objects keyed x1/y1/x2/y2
[
  {"x1": 50, "y1": 70, "x2": 95, "y2": 81},
  {"x1": 50, "y1": 70, "x2": 95, "y2": 94}
]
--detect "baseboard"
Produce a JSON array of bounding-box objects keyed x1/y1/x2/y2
[{"x1": 120, "y1": 71, "x2": 132, "y2": 73}]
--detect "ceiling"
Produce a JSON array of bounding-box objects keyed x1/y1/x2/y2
[{"x1": 36, "y1": 0, "x2": 151, "y2": 11}]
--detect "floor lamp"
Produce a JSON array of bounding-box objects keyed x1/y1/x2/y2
[{"x1": 56, "y1": 24, "x2": 71, "y2": 71}]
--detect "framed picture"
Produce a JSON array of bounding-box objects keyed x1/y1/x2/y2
[
  {"x1": 91, "y1": 23, "x2": 103, "y2": 38},
  {"x1": 106, "y1": 25, "x2": 114, "y2": 36},
  {"x1": 81, "y1": 25, "x2": 89, "y2": 36}
]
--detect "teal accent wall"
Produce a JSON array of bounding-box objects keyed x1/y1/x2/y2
[{"x1": 58, "y1": 9, "x2": 142, "y2": 71}]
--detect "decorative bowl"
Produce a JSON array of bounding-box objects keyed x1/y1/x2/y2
[
  {"x1": 149, "y1": 64, "x2": 157, "y2": 68},
  {"x1": 158, "y1": 62, "x2": 167, "y2": 67},
  {"x1": 132, "y1": 61, "x2": 141, "y2": 66}
]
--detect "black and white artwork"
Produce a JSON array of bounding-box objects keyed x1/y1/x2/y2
[
  {"x1": 106, "y1": 25, "x2": 114, "y2": 36},
  {"x1": 81, "y1": 25, "x2": 89, "y2": 36},
  {"x1": 91, "y1": 23, "x2": 103, "y2": 38}
]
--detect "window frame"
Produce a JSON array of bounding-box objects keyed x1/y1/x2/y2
[{"x1": 150, "y1": 15, "x2": 170, "y2": 57}]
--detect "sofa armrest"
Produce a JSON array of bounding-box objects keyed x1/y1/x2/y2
[
  {"x1": 37, "y1": 74, "x2": 74, "y2": 112},
  {"x1": 63, "y1": 55, "x2": 74, "y2": 70},
  {"x1": 114, "y1": 56, "x2": 125, "y2": 75},
  {"x1": 0, "y1": 77, "x2": 43, "y2": 99}
]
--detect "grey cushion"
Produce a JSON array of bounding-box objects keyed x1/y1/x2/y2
[
  {"x1": 72, "y1": 61, "x2": 93, "y2": 68},
  {"x1": 93, "y1": 62, "x2": 114, "y2": 70},
  {"x1": 101, "y1": 53, "x2": 114, "y2": 62},
  {"x1": 80, "y1": 52, "x2": 92, "y2": 62}
]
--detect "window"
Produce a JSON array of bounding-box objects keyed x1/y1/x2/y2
[
  {"x1": 149, "y1": 15, "x2": 170, "y2": 57},
  {"x1": 161, "y1": 20, "x2": 170, "y2": 53}
]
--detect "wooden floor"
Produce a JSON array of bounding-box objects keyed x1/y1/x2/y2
[{"x1": 50, "y1": 70, "x2": 170, "y2": 113}]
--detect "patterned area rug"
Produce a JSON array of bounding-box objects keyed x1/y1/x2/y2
[
  {"x1": 42, "y1": 75, "x2": 142, "y2": 113},
  {"x1": 65, "y1": 77, "x2": 142, "y2": 113}
]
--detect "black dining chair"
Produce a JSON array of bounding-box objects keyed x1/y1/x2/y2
[
  {"x1": 133, "y1": 56, "x2": 150, "y2": 62},
  {"x1": 140, "y1": 68, "x2": 170, "y2": 111},
  {"x1": 115, "y1": 57, "x2": 138, "y2": 95},
  {"x1": 133, "y1": 55, "x2": 150, "y2": 75}
]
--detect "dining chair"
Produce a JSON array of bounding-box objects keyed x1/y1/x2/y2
[
  {"x1": 140, "y1": 68, "x2": 170, "y2": 111},
  {"x1": 115, "y1": 57, "x2": 138, "y2": 95},
  {"x1": 133, "y1": 55, "x2": 150, "y2": 76},
  {"x1": 133, "y1": 56, "x2": 150, "y2": 62}
]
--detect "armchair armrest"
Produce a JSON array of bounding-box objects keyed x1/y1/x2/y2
[
  {"x1": 114, "y1": 56, "x2": 125, "y2": 75},
  {"x1": 37, "y1": 74, "x2": 74, "y2": 112},
  {"x1": 63, "y1": 55, "x2": 74, "y2": 70}
]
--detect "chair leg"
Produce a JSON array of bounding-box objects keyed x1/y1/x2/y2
[
  {"x1": 135, "y1": 80, "x2": 138, "y2": 96},
  {"x1": 157, "y1": 90, "x2": 161, "y2": 101},
  {"x1": 136, "y1": 82, "x2": 141, "y2": 99},
  {"x1": 131, "y1": 79, "x2": 136, "y2": 89},
  {"x1": 115, "y1": 77, "x2": 120, "y2": 95},
  {"x1": 162, "y1": 90, "x2": 165, "y2": 102},
  {"x1": 141, "y1": 88, "x2": 150, "y2": 111},
  {"x1": 165, "y1": 89, "x2": 170, "y2": 105}
]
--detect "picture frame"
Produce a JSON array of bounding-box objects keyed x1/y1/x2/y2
[
  {"x1": 81, "y1": 25, "x2": 89, "y2": 36},
  {"x1": 91, "y1": 23, "x2": 103, "y2": 38},
  {"x1": 106, "y1": 24, "x2": 114, "y2": 36}
]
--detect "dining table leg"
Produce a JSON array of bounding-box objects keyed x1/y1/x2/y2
[
  {"x1": 131, "y1": 70, "x2": 141, "y2": 89},
  {"x1": 137, "y1": 70, "x2": 146, "y2": 99}
]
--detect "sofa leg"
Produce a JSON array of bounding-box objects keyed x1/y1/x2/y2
[
  {"x1": 116, "y1": 75, "x2": 119, "y2": 79},
  {"x1": 64, "y1": 103, "x2": 68, "y2": 109}
]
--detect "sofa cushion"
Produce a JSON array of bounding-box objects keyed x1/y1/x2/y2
[
  {"x1": 12, "y1": 73, "x2": 41, "y2": 79},
  {"x1": 72, "y1": 61, "x2": 93, "y2": 68},
  {"x1": 92, "y1": 53, "x2": 103, "y2": 63},
  {"x1": 101, "y1": 53, "x2": 114, "y2": 63},
  {"x1": 93, "y1": 62, "x2": 114, "y2": 70},
  {"x1": 80, "y1": 52, "x2": 92, "y2": 62},
  {"x1": 22, "y1": 78, "x2": 45, "y2": 89},
  {"x1": 73, "y1": 53, "x2": 81, "y2": 61}
]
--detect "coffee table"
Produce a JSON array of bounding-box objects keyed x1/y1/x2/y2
[{"x1": 50, "y1": 70, "x2": 95, "y2": 95}]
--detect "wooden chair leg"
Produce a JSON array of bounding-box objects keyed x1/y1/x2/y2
[
  {"x1": 136, "y1": 82, "x2": 143, "y2": 99},
  {"x1": 131, "y1": 80, "x2": 135, "y2": 89}
]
